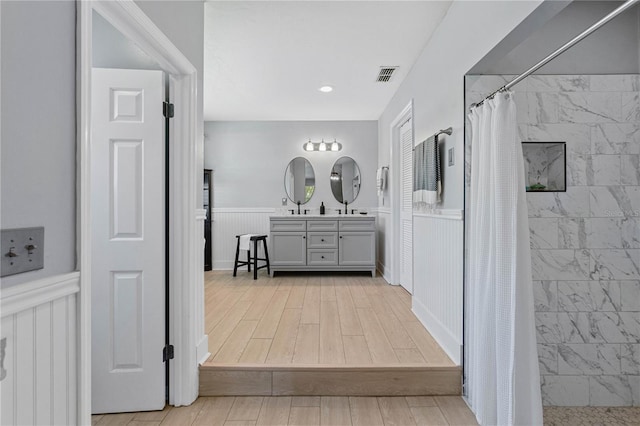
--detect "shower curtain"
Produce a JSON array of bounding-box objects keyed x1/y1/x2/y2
[{"x1": 467, "y1": 93, "x2": 542, "y2": 425}]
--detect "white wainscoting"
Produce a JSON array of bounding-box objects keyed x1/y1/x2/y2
[
  {"x1": 373, "y1": 207, "x2": 392, "y2": 282},
  {"x1": 195, "y1": 209, "x2": 210, "y2": 364},
  {"x1": 1, "y1": 272, "x2": 80, "y2": 425},
  {"x1": 211, "y1": 208, "x2": 275, "y2": 270},
  {"x1": 412, "y1": 210, "x2": 463, "y2": 365}
]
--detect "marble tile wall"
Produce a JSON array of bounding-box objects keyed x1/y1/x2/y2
[{"x1": 466, "y1": 74, "x2": 640, "y2": 407}]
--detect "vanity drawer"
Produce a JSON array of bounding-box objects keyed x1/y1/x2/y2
[
  {"x1": 306, "y1": 232, "x2": 338, "y2": 249},
  {"x1": 270, "y1": 220, "x2": 306, "y2": 232},
  {"x1": 307, "y1": 220, "x2": 338, "y2": 231},
  {"x1": 307, "y1": 249, "x2": 338, "y2": 266},
  {"x1": 339, "y1": 219, "x2": 376, "y2": 232}
]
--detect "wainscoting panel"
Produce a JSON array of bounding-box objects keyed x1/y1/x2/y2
[
  {"x1": 412, "y1": 212, "x2": 464, "y2": 365},
  {"x1": 374, "y1": 208, "x2": 391, "y2": 282},
  {"x1": 211, "y1": 208, "x2": 275, "y2": 270},
  {"x1": 1, "y1": 272, "x2": 80, "y2": 425}
]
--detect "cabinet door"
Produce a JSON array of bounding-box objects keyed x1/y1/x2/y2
[
  {"x1": 338, "y1": 232, "x2": 376, "y2": 266},
  {"x1": 270, "y1": 232, "x2": 307, "y2": 266}
]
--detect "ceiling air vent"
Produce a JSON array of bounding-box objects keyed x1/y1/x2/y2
[{"x1": 376, "y1": 66, "x2": 398, "y2": 83}]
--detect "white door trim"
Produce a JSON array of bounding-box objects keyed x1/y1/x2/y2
[
  {"x1": 77, "y1": 1, "x2": 204, "y2": 423},
  {"x1": 389, "y1": 100, "x2": 413, "y2": 286}
]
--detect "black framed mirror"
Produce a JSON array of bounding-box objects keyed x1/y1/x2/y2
[
  {"x1": 330, "y1": 156, "x2": 361, "y2": 203},
  {"x1": 284, "y1": 157, "x2": 315, "y2": 204}
]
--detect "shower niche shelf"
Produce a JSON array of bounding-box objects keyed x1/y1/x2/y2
[{"x1": 522, "y1": 141, "x2": 566, "y2": 192}]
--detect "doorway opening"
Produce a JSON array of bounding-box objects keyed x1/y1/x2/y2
[
  {"x1": 390, "y1": 101, "x2": 414, "y2": 294},
  {"x1": 77, "y1": 1, "x2": 203, "y2": 420}
]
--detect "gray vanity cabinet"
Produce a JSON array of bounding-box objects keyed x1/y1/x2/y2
[
  {"x1": 270, "y1": 231, "x2": 307, "y2": 266},
  {"x1": 338, "y1": 232, "x2": 376, "y2": 266},
  {"x1": 270, "y1": 216, "x2": 376, "y2": 276}
]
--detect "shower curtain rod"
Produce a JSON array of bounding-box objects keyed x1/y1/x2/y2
[{"x1": 470, "y1": 0, "x2": 640, "y2": 110}]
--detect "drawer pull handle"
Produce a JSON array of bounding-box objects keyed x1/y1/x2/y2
[
  {"x1": 321, "y1": 239, "x2": 325, "y2": 242},
  {"x1": 321, "y1": 256, "x2": 325, "y2": 259},
  {"x1": 340, "y1": 236, "x2": 343, "y2": 239},
  {"x1": 303, "y1": 236, "x2": 306, "y2": 239}
]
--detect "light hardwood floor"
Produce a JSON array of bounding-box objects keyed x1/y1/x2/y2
[
  {"x1": 203, "y1": 271, "x2": 454, "y2": 367},
  {"x1": 92, "y1": 395, "x2": 479, "y2": 425}
]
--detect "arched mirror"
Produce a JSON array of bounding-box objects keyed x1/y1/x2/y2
[
  {"x1": 284, "y1": 157, "x2": 315, "y2": 204},
  {"x1": 330, "y1": 156, "x2": 361, "y2": 203}
]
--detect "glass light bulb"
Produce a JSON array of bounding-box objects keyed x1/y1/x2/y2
[
  {"x1": 331, "y1": 140, "x2": 339, "y2": 151},
  {"x1": 305, "y1": 140, "x2": 314, "y2": 151},
  {"x1": 319, "y1": 140, "x2": 327, "y2": 151}
]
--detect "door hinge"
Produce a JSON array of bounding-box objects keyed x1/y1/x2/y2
[
  {"x1": 163, "y1": 344, "x2": 174, "y2": 362},
  {"x1": 163, "y1": 102, "x2": 174, "y2": 118}
]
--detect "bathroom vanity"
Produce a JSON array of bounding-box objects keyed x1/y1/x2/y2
[{"x1": 269, "y1": 215, "x2": 376, "y2": 277}]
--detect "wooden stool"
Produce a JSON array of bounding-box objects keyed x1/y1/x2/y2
[{"x1": 233, "y1": 235, "x2": 270, "y2": 280}]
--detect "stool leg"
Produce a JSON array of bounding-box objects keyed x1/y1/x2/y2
[
  {"x1": 247, "y1": 246, "x2": 251, "y2": 272},
  {"x1": 233, "y1": 237, "x2": 240, "y2": 277},
  {"x1": 253, "y1": 239, "x2": 258, "y2": 280},
  {"x1": 263, "y1": 239, "x2": 271, "y2": 276}
]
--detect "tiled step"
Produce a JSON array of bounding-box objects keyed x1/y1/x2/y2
[{"x1": 199, "y1": 363, "x2": 462, "y2": 396}]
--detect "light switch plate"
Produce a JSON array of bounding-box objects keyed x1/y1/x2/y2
[
  {"x1": 1, "y1": 227, "x2": 44, "y2": 277},
  {"x1": 448, "y1": 147, "x2": 455, "y2": 166},
  {"x1": 282, "y1": 198, "x2": 288, "y2": 206}
]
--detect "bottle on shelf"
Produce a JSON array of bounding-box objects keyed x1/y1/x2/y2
[{"x1": 320, "y1": 202, "x2": 325, "y2": 215}]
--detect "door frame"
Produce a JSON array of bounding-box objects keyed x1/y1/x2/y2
[
  {"x1": 388, "y1": 100, "x2": 413, "y2": 287},
  {"x1": 77, "y1": 1, "x2": 206, "y2": 423}
]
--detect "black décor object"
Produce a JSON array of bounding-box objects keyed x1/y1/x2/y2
[
  {"x1": 320, "y1": 202, "x2": 325, "y2": 215},
  {"x1": 233, "y1": 235, "x2": 271, "y2": 280},
  {"x1": 204, "y1": 169, "x2": 213, "y2": 271}
]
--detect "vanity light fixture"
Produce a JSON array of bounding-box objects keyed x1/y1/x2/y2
[{"x1": 301, "y1": 138, "x2": 343, "y2": 152}]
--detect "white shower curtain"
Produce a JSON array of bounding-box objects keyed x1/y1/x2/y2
[{"x1": 467, "y1": 93, "x2": 542, "y2": 426}]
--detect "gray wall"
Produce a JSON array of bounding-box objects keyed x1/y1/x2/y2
[
  {"x1": 471, "y1": 1, "x2": 640, "y2": 75},
  {"x1": 1, "y1": 1, "x2": 77, "y2": 288},
  {"x1": 93, "y1": 10, "x2": 161, "y2": 70},
  {"x1": 204, "y1": 121, "x2": 378, "y2": 211},
  {"x1": 377, "y1": 0, "x2": 543, "y2": 210},
  {"x1": 135, "y1": 0, "x2": 204, "y2": 138},
  {"x1": 0, "y1": 1, "x2": 204, "y2": 288}
]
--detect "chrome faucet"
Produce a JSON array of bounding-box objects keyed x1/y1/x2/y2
[
  {"x1": 297, "y1": 201, "x2": 301, "y2": 215},
  {"x1": 344, "y1": 200, "x2": 348, "y2": 214}
]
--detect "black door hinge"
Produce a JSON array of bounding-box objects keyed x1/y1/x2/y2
[
  {"x1": 163, "y1": 344, "x2": 174, "y2": 362},
  {"x1": 163, "y1": 102, "x2": 174, "y2": 118}
]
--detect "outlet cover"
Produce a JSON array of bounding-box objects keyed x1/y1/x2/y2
[
  {"x1": 282, "y1": 198, "x2": 288, "y2": 206},
  {"x1": 1, "y1": 227, "x2": 44, "y2": 277},
  {"x1": 448, "y1": 147, "x2": 455, "y2": 166}
]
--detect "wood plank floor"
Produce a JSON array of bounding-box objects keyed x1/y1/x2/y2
[
  {"x1": 92, "y1": 396, "x2": 478, "y2": 425},
  {"x1": 203, "y1": 271, "x2": 454, "y2": 367}
]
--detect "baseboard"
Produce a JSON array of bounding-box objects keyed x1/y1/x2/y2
[
  {"x1": 196, "y1": 335, "x2": 210, "y2": 365},
  {"x1": 213, "y1": 261, "x2": 234, "y2": 270},
  {"x1": 376, "y1": 261, "x2": 393, "y2": 284},
  {"x1": 412, "y1": 297, "x2": 462, "y2": 365}
]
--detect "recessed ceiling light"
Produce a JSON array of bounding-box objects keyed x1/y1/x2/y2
[{"x1": 318, "y1": 85, "x2": 333, "y2": 93}]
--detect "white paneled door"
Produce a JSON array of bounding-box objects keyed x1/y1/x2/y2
[
  {"x1": 91, "y1": 68, "x2": 166, "y2": 413},
  {"x1": 400, "y1": 118, "x2": 413, "y2": 294}
]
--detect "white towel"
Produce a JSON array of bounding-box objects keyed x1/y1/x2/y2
[
  {"x1": 239, "y1": 234, "x2": 254, "y2": 251},
  {"x1": 376, "y1": 167, "x2": 387, "y2": 196}
]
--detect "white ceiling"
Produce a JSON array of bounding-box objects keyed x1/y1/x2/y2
[{"x1": 204, "y1": 1, "x2": 452, "y2": 121}]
